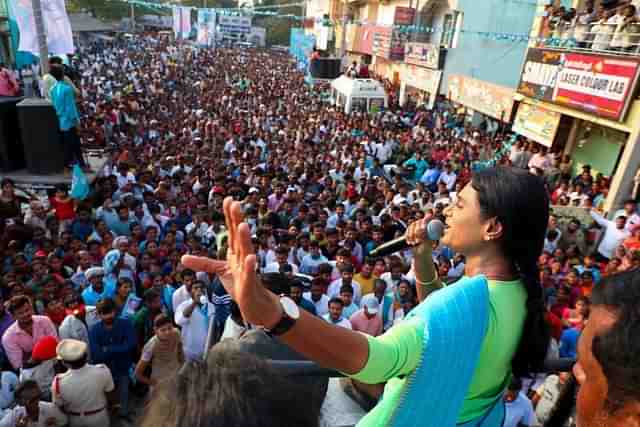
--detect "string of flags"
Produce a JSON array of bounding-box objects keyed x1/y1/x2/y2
[{"x1": 119, "y1": 0, "x2": 577, "y2": 46}]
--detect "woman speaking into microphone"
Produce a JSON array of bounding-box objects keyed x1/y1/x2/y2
[{"x1": 183, "y1": 166, "x2": 550, "y2": 426}]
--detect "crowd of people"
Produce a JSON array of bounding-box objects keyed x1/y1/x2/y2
[
  {"x1": 539, "y1": 0, "x2": 640, "y2": 52},
  {"x1": 0, "y1": 30, "x2": 636, "y2": 426}
]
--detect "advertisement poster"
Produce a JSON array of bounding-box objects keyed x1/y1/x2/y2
[
  {"x1": 405, "y1": 42, "x2": 442, "y2": 69},
  {"x1": 402, "y1": 65, "x2": 442, "y2": 109},
  {"x1": 218, "y1": 15, "x2": 252, "y2": 34},
  {"x1": 517, "y1": 48, "x2": 640, "y2": 121},
  {"x1": 197, "y1": 9, "x2": 216, "y2": 47},
  {"x1": 512, "y1": 103, "x2": 562, "y2": 147},
  {"x1": 448, "y1": 74, "x2": 515, "y2": 120}
]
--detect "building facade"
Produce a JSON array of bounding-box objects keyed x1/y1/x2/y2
[
  {"x1": 314, "y1": 0, "x2": 640, "y2": 212},
  {"x1": 328, "y1": 0, "x2": 537, "y2": 124},
  {"x1": 514, "y1": 0, "x2": 640, "y2": 214}
]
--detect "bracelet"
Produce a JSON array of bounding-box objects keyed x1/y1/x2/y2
[{"x1": 414, "y1": 270, "x2": 439, "y2": 287}]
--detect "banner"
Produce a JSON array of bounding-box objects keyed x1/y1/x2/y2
[
  {"x1": 448, "y1": 75, "x2": 515, "y2": 121},
  {"x1": 173, "y1": 7, "x2": 191, "y2": 38},
  {"x1": 512, "y1": 103, "x2": 561, "y2": 147},
  {"x1": 180, "y1": 7, "x2": 192, "y2": 37},
  {"x1": 401, "y1": 64, "x2": 442, "y2": 109},
  {"x1": 173, "y1": 6, "x2": 180, "y2": 37},
  {"x1": 517, "y1": 48, "x2": 640, "y2": 121},
  {"x1": 393, "y1": 7, "x2": 415, "y2": 26},
  {"x1": 374, "y1": 27, "x2": 409, "y2": 61},
  {"x1": 218, "y1": 15, "x2": 252, "y2": 34},
  {"x1": 9, "y1": 0, "x2": 74, "y2": 56},
  {"x1": 197, "y1": 9, "x2": 216, "y2": 47},
  {"x1": 405, "y1": 42, "x2": 442, "y2": 69},
  {"x1": 289, "y1": 28, "x2": 315, "y2": 71}
]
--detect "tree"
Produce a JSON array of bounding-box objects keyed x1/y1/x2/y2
[{"x1": 251, "y1": 0, "x2": 303, "y2": 46}]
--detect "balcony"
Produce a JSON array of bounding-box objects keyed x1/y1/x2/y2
[{"x1": 536, "y1": 16, "x2": 640, "y2": 57}]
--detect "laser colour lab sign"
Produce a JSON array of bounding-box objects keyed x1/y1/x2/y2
[{"x1": 517, "y1": 48, "x2": 640, "y2": 121}]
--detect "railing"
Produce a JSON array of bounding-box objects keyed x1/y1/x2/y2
[{"x1": 538, "y1": 20, "x2": 640, "y2": 56}]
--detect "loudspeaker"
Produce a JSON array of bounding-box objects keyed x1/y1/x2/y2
[
  {"x1": 17, "y1": 98, "x2": 65, "y2": 175},
  {"x1": 309, "y1": 58, "x2": 341, "y2": 79},
  {"x1": 0, "y1": 97, "x2": 26, "y2": 172}
]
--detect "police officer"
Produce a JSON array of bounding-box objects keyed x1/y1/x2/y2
[{"x1": 52, "y1": 339, "x2": 114, "y2": 427}]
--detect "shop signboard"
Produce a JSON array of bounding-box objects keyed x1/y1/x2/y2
[
  {"x1": 394, "y1": 7, "x2": 415, "y2": 26},
  {"x1": 402, "y1": 64, "x2": 442, "y2": 109},
  {"x1": 405, "y1": 42, "x2": 442, "y2": 69},
  {"x1": 512, "y1": 102, "x2": 562, "y2": 147},
  {"x1": 373, "y1": 27, "x2": 407, "y2": 61},
  {"x1": 448, "y1": 74, "x2": 515, "y2": 121},
  {"x1": 517, "y1": 48, "x2": 640, "y2": 121},
  {"x1": 353, "y1": 25, "x2": 375, "y2": 55},
  {"x1": 218, "y1": 15, "x2": 251, "y2": 34}
]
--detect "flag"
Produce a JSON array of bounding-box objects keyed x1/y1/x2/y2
[
  {"x1": 9, "y1": 0, "x2": 74, "y2": 56},
  {"x1": 70, "y1": 164, "x2": 89, "y2": 200}
]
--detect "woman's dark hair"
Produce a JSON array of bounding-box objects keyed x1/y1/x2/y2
[
  {"x1": 471, "y1": 166, "x2": 550, "y2": 377},
  {"x1": 590, "y1": 269, "x2": 640, "y2": 413},
  {"x1": 141, "y1": 341, "x2": 320, "y2": 427}
]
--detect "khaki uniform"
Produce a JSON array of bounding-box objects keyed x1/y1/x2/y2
[{"x1": 52, "y1": 364, "x2": 114, "y2": 427}]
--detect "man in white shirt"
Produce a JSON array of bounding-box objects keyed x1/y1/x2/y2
[
  {"x1": 504, "y1": 377, "x2": 536, "y2": 427},
  {"x1": 172, "y1": 269, "x2": 196, "y2": 313},
  {"x1": 437, "y1": 164, "x2": 457, "y2": 191},
  {"x1": 322, "y1": 298, "x2": 352, "y2": 330},
  {"x1": 591, "y1": 209, "x2": 630, "y2": 260},
  {"x1": 1, "y1": 379, "x2": 67, "y2": 427},
  {"x1": 614, "y1": 199, "x2": 640, "y2": 232},
  {"x1": 303, "y1": 280, "x2": 329, "y2": 317},
  {"x1": 327, "y1": 264, "x2": 363, "y2": 306},
  {"x1": 174, "y1": 282, "x2": 215, "y2": 361}
]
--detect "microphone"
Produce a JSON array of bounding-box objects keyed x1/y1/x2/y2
[{"x1": 369, "y1": 219, "x2": 445, "y2": 257}]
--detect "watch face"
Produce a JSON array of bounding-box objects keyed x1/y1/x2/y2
[{"x1": 281, "y1": 296, "x2": 300, "y2": 320}]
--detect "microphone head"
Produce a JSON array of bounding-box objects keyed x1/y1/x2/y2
[{"x1": 426, "y1": 219, "x2": 445, "y2": 241}]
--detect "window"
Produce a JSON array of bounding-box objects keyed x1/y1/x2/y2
[{"x1": 440, "y1": 11, "x2": 462, "y2": 48}]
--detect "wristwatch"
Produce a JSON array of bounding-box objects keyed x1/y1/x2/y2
[{"x1": 264, "y1": 295, "x2": 300, "y2": 337}]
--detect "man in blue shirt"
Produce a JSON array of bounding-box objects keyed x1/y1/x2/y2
[
  {"x1": 402, "y1": 151, "x2": 428, "y2": 183},
  {"x1": 81, "y1": 267, "x2": 115, "y2": 306},
  {"x1": 300, "y1": 241, "x2": 328, "y2": 275},
  {"x1": 420, "y1": 163, "x2": 441, "y2": 192},
  {"x1": 89, "y1": 298, "x2": 136, "y2": 422},
  {"x1": 49, "y1": 65, "x2": 87, "y2": 171}
]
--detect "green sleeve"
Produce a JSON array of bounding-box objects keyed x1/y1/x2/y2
[{"x1": 349, "y1": 317, "x2": 425, "y2": 384}]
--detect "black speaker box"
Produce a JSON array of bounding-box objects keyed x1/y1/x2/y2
[
  {"x1": 310, "y1": 58, "x2": 341, "y2": 79},
  {"x1": 0, "y1": 96, "x2": 26, "y2": 172},
  {"x1": 17, "y1": 98, "x2": 65, "y2": 175}
]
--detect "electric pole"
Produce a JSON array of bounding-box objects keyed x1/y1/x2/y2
[
  {"x1": 131, "y1": 3, "x2": 136, "y2": 32},
  {"x1": 31, "y1": 0, "x2": 49, "y2": 74}
]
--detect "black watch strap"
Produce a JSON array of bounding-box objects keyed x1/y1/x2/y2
[{"x1": 264, "y1": 296, "x2": 298, "y2": 337}]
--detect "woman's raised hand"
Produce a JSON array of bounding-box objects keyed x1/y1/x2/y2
[{"x1": 181, "y1": 197, "x2": 281, "y2": 327}]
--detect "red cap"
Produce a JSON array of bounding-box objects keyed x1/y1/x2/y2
[
  {"x1": 212, "y1": 186, "x2": 225, "y2": 195},
  {"x1": 32, "y1": 336, "x2": 59, "y2": 362}
]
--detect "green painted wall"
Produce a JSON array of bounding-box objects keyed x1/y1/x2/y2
[{"x1": 572, "y1": 124, "x2": 626, "y2": 178}]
